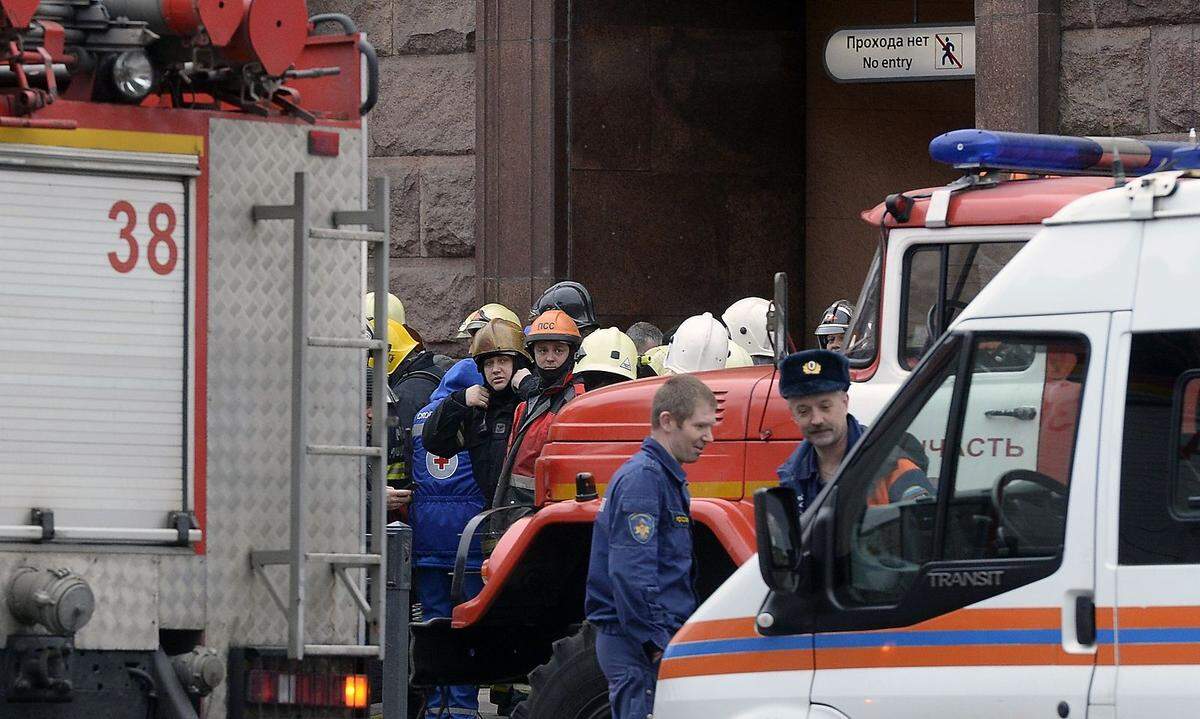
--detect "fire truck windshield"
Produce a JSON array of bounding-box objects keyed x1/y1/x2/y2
[{"x1": 845, "y1": 248, "x2": 881, "y2": 368}]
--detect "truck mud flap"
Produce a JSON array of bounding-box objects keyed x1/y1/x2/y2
[{"x1": 409, "y1": 618, "x2": 563, "y2": 686}]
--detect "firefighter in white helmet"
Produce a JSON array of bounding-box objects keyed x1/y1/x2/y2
[
  {"x1": 663, "y1": 313, "x2": 729, "y2": 374},
  {"x1": 815, "y1": 299, "x2": 854, "y2": 352},
  {"x1": 575, "y1": 327, "x2": 639, "y2": 391},
  {"x1": 363, "y1": 291, "x2": 405, "y2": 326},
  {"x1": 725, "y1": 339, "x2": 754, "y2": 368},
  {"x1": 456, "y1": 302, "x2": 521, "y2": 339},
  {"x1": 722, "y1": 297, "x2": 774, "y2": 365}
]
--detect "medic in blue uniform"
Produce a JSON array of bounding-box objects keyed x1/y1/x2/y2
[
  {"x1": 410, "y1": 359, "x2": 487, "y2": 719},
  {"x1": 585, "y1": 374, "x2": 719, "y2": 719},
  {"x1": 776, "y1": 349, "x2": 931, "y2": 513}
]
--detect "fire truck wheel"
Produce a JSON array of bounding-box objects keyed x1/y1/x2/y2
[{"x1": 511, "y1": 623, "x2": 609, "y2": 719}]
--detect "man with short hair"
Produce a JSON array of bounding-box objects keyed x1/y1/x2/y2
[
  {"x1": 626, "y1": 321, "x2": 664, "y2": 356},
  {"x1": 777, "y1": 349, "x2": 930, "y2": 512},
  {"x1": 585, "y1": 374, "x2": 718, "y2": 719}
]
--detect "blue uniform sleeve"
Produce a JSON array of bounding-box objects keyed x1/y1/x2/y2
[{"x1": 606, "y1": 467, "x2": 670, "y2": 651}]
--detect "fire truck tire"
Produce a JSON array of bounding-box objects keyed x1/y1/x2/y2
[{"x1": 511, "y1": 623, "x2": 609, "y2": 719}]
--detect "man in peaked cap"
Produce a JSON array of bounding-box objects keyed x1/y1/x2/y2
[{"x1": 775, "y1": 349, "x2": 930, "y2": 513}]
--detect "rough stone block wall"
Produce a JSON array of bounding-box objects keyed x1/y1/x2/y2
[
  {"x1": 1060, "y1": 1, "x2": 1200, "y2": 138},
  {"x1": 309, "y1": 0, "x2": 478, "y2": 356}
]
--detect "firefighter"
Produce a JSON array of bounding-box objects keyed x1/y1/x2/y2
[
  {"x1": 494, "y1": 309, "x2": 584, "y2": 508},
  {"x1": 423, "y1": 318, "x2": 530, "y2": 508},
  {"x1": 456, "y1": 302, "x2": 521, "y2": 340},
  {"x1": 722, "y1": 297, "x2": 774, "y2": 365},
  {"x1": 574, "y1": 327, "x2": 639, "y2": 391},
  {"x1": 585, "y1": 375, "x2": 718, "y2": 719},
  {"x1": 626, "y1": 321, "x2": 663, "y2": 356},
  {"x1": 531, "y1": 280, "x2": 598, "y2": 335},
  {"x1": 815, "y1": 299, "x2": 854, "y2": 352},
  {"x1": 776, "y1": 349, "x2": 930, "y2": 512},
  {"x1": 725, "y1": 339, "x2": 755, "y2": 368},
  {"x1": 370, "y1": 318, "x2": 447, "y2": 497},
  {"x1": 663, "y1": 313, "x2": 729, "y2": 374},
  {"x1": 363, "y1": 291, "x2": 405, "y2": 326},
  {"x1": 638, "y1": 345, "x2": 669, "y2": 378},
  {"x1": 364, "y1": 362, "x2": 411, "y2": 514},
  {"x1": 409, "y1": 359, "x2": 488, "y2": 719}
]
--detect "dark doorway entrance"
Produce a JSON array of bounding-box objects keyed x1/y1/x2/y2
[{"x1": 567, "y1": 2, "x2": 804, "y2": 337}]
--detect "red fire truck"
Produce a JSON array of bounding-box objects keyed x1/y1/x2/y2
[
  {"x1": 411, "y1": 132, "x2": 1185, "y2": 718},
  {"x1": 0, "y1": 2, "x2": 392, "y2": 717}
]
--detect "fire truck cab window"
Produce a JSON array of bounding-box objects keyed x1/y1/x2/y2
[
  {"x1": 899, "y1": 242, "x2": 1027, "y2": 369},
  {"x1": 1119, "y1": 331, "x2": 1200, "y2": 565},
  {"x1": 833, "y1": 334, "x2": 1087, "y2": 608}
]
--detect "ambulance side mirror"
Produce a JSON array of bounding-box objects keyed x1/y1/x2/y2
[{"x1": 754, "y1": 487, "x2": 805, "y2": 593}]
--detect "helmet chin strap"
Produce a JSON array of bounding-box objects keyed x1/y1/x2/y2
[{"x1": 537, "y1": 359, "x2": 574, "y2": 386}]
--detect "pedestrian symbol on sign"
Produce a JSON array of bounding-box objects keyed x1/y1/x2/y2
[{"x1": 936, "y1": 33, "x2": 963, "y2": 69}]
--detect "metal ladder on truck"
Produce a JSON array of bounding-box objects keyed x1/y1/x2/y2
[{"x1": 248, "y1": 172, "x2": 392, "y2": 660}]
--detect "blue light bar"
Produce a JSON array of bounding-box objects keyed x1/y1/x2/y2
[
  {"x1": 1171, "y1": 145, "x2": 1200, "y2": 170},
  {"x1": 930, "y1": 129, "x2": 1190, "y2": 176}
]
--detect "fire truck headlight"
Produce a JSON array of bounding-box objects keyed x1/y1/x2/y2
[{"x1": 110, "y1": 50, "x2": 155, "y2": 101}]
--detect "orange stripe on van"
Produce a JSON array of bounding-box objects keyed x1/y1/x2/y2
[
  {"x1": 672, "y1": 617, "x2": 759, "y2": 644},
  {"x1": 1117, "y1": 605, "x2": 1200, "y2": 628},
  {"x1": 1117, "y1": 643, "x2": 1200, "y2": 665}
]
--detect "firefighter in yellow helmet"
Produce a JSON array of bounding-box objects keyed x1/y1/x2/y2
[
  {"x1": 363, "y1": 292, "x2": 405, "y2": 326},
  {"x1": 457, "y1": 303, "x2": 521, "y2": 339},
  {"x1": 366, "y1": 318, "x2": 448, "y2": 514},
  {"x1": 575, "y1": 327, "x2": 639, "y2": 391},
  {"x1": 638, "y1": 345, "x2": 669, "y2": 377},
  {"x1": 725, "y1": 339, "x2": 755, "y2": 368}
]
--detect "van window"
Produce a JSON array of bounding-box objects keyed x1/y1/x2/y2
[
  {"x1": 899, "y1": 242, "x2": 1027, "y2": 369},
  {"x1": 833, "y1": 334, "x2": 1088, "y2": 608},
  {"x1": 1119, "y1": 331, "x2": 1200, "y2": 565},
  {"x1": 1173, "y1": 373, "x2": 1200, "y2": 518}
]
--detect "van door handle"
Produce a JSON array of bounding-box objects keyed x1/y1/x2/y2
[
  {"x1": 985, "y1": 406, "x2": 1037, "y2": 420},
  {"x1": 1075, "y1": 595, "x2": 1096, "y2": 645}
]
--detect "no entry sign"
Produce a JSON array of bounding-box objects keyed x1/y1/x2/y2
[{"x1": 824, "y1": 24, "x2": 975, "y2": 83}]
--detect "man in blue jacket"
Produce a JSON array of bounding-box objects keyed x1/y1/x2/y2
[
  {"x1": 409, "y1": 358, "x2": 487, "y2": 719},
  {"x1": 777, "y1": 349, "x2": 930, "y2": 513},
  {"x1": 585, "y1": 374, "x2": 718, "y2": 719}
]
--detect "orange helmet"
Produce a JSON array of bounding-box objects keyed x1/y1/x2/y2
[{"x1": 526, "y1": 309, "x2": 582, "y2": 349}]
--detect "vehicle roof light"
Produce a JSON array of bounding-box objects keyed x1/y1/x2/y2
[
  {"x1": 1171, "y1": 145, "x2": 1200, "y2": 170},
  {"x1": 930, "y1": 129, "x2": 1189, "y2": 176}
]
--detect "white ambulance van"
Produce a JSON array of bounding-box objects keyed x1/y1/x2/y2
[{"x1": 653, "y1": 167, "x2": 1200, "y2": 719}]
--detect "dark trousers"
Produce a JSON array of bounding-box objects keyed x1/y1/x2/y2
[
  {"x1": 595, "y1": 628, "x2": 658, "y2": 719},
  {"x1": 415, "y1": 566, "x2": 484, "y2": 719}
]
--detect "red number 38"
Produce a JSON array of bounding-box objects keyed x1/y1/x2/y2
[{"x1": 107, "y1": 200, "x2": 179, "y2": 276}]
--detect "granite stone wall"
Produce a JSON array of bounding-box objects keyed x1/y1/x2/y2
[
  {"x1": 309, "y1": 0, "x2": 479, "y2": 356},
  {"x1": 1060, "y1": 1, "x2": 1200, "y2": 137}
]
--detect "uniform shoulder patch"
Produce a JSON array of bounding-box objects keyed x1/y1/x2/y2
[
  {"x1": 426, "y1": 452, "x2": 459, "y2": 479},
  {"x1": 628, "y1": 513, "x2": 655, "y2": 544}
]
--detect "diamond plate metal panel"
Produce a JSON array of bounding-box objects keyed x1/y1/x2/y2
[
  {"x1": 159, "y1": 554, "x2": 206, "y2": 629},
  {"x1": 0, "y1": 553, "x2": 159, "y2": 649},
  {"x1": 205, "y1": 119, "x2": 365, "y2": 664}
]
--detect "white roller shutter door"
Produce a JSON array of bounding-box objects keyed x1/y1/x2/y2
[{"x1": 0, "y1": 166, "x2": 189, "y2": 537}]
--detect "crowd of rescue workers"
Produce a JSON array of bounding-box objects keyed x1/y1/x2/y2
[{"x1": 363, "y1": 283, "x2": 889, "y2": 719}]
